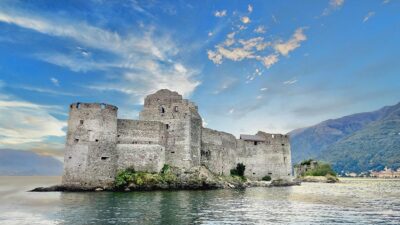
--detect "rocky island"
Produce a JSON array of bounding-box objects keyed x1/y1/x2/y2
[{"x1": 32, "y1": 89, "x2": 297, "y2": 192}]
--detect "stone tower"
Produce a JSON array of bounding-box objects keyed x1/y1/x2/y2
[
  {"x1": 139, "y1": 89, "x2": 202, "y2": 169},
  {"x1": 62, "y1": 103, "x2": 118, "y2": 188}
]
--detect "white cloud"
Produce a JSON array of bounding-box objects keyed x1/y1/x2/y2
[
  {"x1": 228, "y1": 108, "x2": 235, "y2": 115},
  {"x1": 258, "y1": 54, "x2": 279, "y2": 68},
  {"x1": 0, "y1": 9, "x2": 200, "y2": 103},
  {"x1": 241, "y1": 16, "x2": 251, "y2": 24},
  {"x1": 0, "y1": 96, "x2": 66, "y2": 146},
  {"x1": 383, "y1": 0, "x2": 391, "y2": 4},
  {"x1": 50, "y1": 77, "x2": 59, "y2": 86},
  {"x1": 283, "y1": 78, "x2": 298, "y2": 85},
  {"x1": 248, "y1": 5, "x2": 253, "y2": 13},
  {"x1": 215, "y1": 10, "x2": 227, "y2": 17},
  {"x1": 273, "y1": 28, "x2": 307, "y2": 56},
  {"x1": 322, "y1": 0, "x2": 345, "y2": 16},
  {"x1": 363, "y1": 11, "x2": 375, "y2": 23},
  {"x1": 260, "y1": 87, "x2": 268, "y2": 91},
  {"x1": 208, "y1": 27, "x2": 306, "y2": 70},
  {"x1": 254, "y1": 26, "x2": 266, "y2": 34}
]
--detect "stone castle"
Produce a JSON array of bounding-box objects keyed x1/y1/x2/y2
[{"x1": 62, "y1": 89, "x2": 292, "y2": 188}]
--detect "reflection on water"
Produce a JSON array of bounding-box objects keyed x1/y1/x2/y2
[{"x1": 0, "y1": 177, "x2": 399, "y2": 224}]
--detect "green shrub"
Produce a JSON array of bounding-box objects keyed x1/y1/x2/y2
[
  {"x1": 262, "y1": 175, "x2": 271, "y2": 181},
  {"x1": 160, "y1": 164, "x2": 170, "y2": 174},
  {"x1": 115, "y1": 169, "x2": 136, "y2": 188},
  {"x1": 230, "y1": 163, "x2": 246, "y2": 177},
  {"x1": 304, "y1": 163, "x2": 337, "y2": 177}
]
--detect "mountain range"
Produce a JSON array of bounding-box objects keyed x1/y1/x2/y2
[
  {"x1": 289, "y1": 102, "x2": 400, "y2": 173},
  {"x1": 0, "y1": 149, "x2": 63, "y2": 176}
]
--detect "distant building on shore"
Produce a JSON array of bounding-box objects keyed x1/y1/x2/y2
[{"x1": 370, "y1": 167, "x2": 400, "y2": 178}]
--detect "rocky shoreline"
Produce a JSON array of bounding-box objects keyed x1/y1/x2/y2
[{"x1": 30, "y1": 166, "x2": 300, "y2": 192}]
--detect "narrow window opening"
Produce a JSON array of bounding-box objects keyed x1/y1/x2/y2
[
  {"x1": 174, "y1": 106, "x2": 178, "y2": 112},
  {"x1": 80, "y1": 120, "x2": 84, "y2": 125},
  {"x1": 74, "y1": 139, "x2": 79, "y2": 143},
  {"x1": 76, "y1": 103, "x2": 81, "y2": 109},
  {"x1": 171, "y1": 151, "x2": 175, "y2": 154},
  {"x1": 161, "y1": 107, "x2": 165, "y2": 113},
  {"x1": 166, "y1": 124, "x2": 169, "y2": 129},
  {"x1": 101, "y1": 156, "x2": 109, "y2": 160},
  {"x1": 100, "y1": 104, "x2": 106, "y2": 109},
  {"x1": 268, "y1": 172, "x2": 272, "y2": 175},
  {"x1": 282, "y1": 143, "x2": 285, "y2": 146},
  {"x1": 68, "y1": 156, "x2": 72, "y2": 159},
  {"x1": 117, "y1": 135, "x2": 120, "y2": 137},
  {"x1": 95, "y1": 139, "x2": 99, "y2": 142},
  {"x1": 253, "y1": 172, "x2": 256, "y2": 175},
  {"x1": 254, "y1": 141, "x2": 258, "y2": 145}
]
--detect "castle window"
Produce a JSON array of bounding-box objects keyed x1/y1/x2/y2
[
  {"x1": 161, "y1": 106, "x2": 165, "y2": 113},
  {"x1": 101, "y1": 156, "x2": 109, "y2": 160},
  {"x1": 268, "y1": 172, "x2": 272, "y2": 175},
  {"x1": 76, "y1": 103, "x2": 81, "y2": 109},
  {"x1": 171, "y1": 151, "x2": 175, "y2": 154},
  {"x1": 254, "y1": 141, "x2": 258, "y2": 145},
  {"x1": 74, "y1": 138, "x2": 79, "y2": 143},
  {"x1": 95, "y1": 139, "x2": 99, "y2": 142},
  {"x1": 80, "y1": 120, "x2": 84, "y2": 125},
  {"x1": 100, "y1": 104, "x2": 106, "y2": 109},
  {"x1": 174, "y1": 106, "x2": 178, "y2": 112},
  {"x1": 282, "y1": 143, "x2": 285, "y2": 146},
  {"x1": 284, "y1": 157, "x2": 287, "y2": 163},
  {"x1": 166, "y1": 124, "x2": 169, "y2": 129},
  {"x1": 253, "y1": 172, "x2": 256, "y2": 175}
]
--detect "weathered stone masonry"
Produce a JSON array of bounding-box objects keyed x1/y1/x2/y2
[{"x1": 62, "y1": 89, "x2": 292, "y2": 188}]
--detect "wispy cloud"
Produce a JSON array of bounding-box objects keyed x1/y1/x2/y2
[
  {"x1": 254, "y1": 25, "x2": 266, "y2": 34},
  {"x1": 215, "y1": 10, "x2": 227, "y2": 17},
  {"x1": 0, "y1": 95, "x2": 66, "y2": 146},
  {"x1": 0, "y1": 8, "x2": 200, "y2": 103},
  {"x1": 363, "y1": 11, "x2": 375, "y2": 23},
  {"x1": 322, "y1": 0, "x2": 345, "y2": 16},
  {"x1": 248, "y1": 5, "x2": 253, "y2": 13},
  {"x1": 50, "y1": 77, "x2": 59, "y2": 86},
  {"x1": 283, "y1": 78, "x2": 298, "y2": 85}
]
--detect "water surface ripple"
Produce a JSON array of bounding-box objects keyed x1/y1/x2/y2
[{"x1": 0, "y1": 177, "x2": 399, "y2": 224}]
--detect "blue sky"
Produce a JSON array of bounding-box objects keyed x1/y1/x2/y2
[{"x1": 0, "y1": 0, "x2": 399, "y2": 159}]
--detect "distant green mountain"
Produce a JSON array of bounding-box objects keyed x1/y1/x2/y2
[
  {"x1": 0, "y1": 149, "x2": 63, "y2": 176},
  {"x1": 289, "y1": 102, "x2": 400, "y2": 173}
]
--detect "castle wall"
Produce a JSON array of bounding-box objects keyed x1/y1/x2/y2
[
  {"x1": 200, "y1": 128, "x2": 237, "y2": 175},
  {"x1": 116, "y1": 119, "x2": 166, "y2": 172},
  {"x1": 139, "y1": 89, "x2": 202, "y2": 170},
  {"x1": 62, "y1": 103, "x2": 118, "y2": 188},
  {"x1": 62, "y1": 89, "x2": 294, "y2": 187},
  {"x1": 236, "y1": 132, "x2": 292, "y2": 180}
]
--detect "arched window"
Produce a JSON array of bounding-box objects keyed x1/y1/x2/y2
[{"x1": 161, "y1": 106, "x2": 165, "y2": 113}]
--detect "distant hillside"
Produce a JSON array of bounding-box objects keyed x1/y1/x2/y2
[
  {"x1": 289, "y1": 102, "x2": 400, "y2": 173},
  {"x1": 0, "y1": 149, "x2": 63, "y2": 176}
]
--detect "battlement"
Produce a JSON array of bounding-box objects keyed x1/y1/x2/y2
[{"x1": 70, "y1": 102, "x2": 118, "y2": 111}]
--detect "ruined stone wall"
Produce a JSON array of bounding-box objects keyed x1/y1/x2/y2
[
  {"x1": 116, "y1": 119, "x2": 166, "y2": 172},
  {"x1": 62, "y1": 103, "x2": 118, "y2": 188},
  {"x1": 139, "y1": 89, "x2": 202, "y2": 170},
  {"x1": 200, "y1": 128, "x2": 237, "y2": 175},
  {"x1": 236, "y1": 132, "x2": 292, "y2": 180}
]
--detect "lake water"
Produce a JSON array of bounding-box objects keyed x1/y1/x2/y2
[{"x1": 0, "y1": 177, "x2": 399, "y2": 225}]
